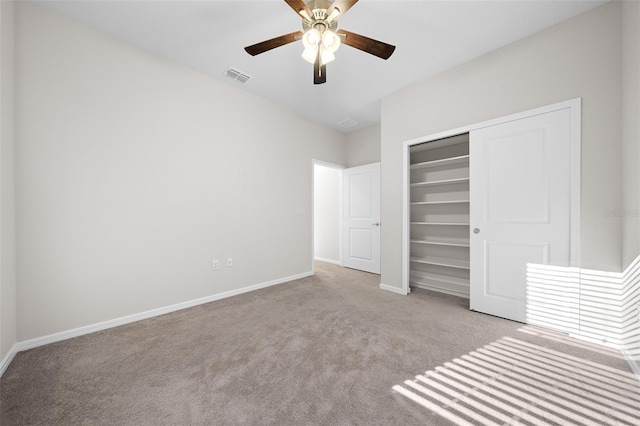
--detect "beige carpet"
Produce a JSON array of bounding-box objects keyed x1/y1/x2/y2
[{"x1": 2, "y1": 262, "x2": 639, "y2": 425}]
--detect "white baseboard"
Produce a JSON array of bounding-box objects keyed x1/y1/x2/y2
[
  {"x1": 379, "y1": 283, "x2": 408, "y2": 295},
  {"x1": 0, "y1": 344, "x2": 18, "y2": 377},
  {"x1": 11, "y1": 271, "x2": 313, "y2": 360},
  {"x1": 314, "y1": 257, "x2": 341, "y2": 266}
]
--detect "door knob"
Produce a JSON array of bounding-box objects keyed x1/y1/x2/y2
[
  {"x1": 473, "y1": 228, "x2": 480, "y2": 234},
  {"x1": 372, "y1": 222, "x2": 381, "y2": 226}
]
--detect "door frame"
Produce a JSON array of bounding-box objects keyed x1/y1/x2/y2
[
  {"x1": 311, "y1": 159, "x2": 345, "y2": 274},
  {"x1": 402, "y1": 98, "x2": 582, "y2": 295}
]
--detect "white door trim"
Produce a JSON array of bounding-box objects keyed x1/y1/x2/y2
[
  {"x1": 312, "y1": 159, "x2": 345, "y2": 274},
  {"x1": 402, "y1": 98, "x2": 582, "y2": 295}
]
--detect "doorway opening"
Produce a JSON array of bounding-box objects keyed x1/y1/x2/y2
[{"x1": 312, "y1": 161, "x2": 344, "y2": 271}]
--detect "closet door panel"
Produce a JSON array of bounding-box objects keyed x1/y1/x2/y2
[
  {"x1": 470, "y1": 108, "x2": 572, "y2": 323},
  {"x1": 483, "y1": 131, "x2": 549, "y2": 224}
]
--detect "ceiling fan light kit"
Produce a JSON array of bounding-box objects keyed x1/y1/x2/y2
[
  {"x1": 302, "y1": 27, "x2": 340, "y2": 65},
  {"x1": 244, "y1": 0, "x2": 395, "y2": 84}
]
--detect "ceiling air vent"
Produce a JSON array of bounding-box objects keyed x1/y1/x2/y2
[
  {"x1": 224, "y1": 67, "x2": 251, "y2": 84},
  {"x1": 338, "y1": 118, "x2": 358, "y2": 129}
]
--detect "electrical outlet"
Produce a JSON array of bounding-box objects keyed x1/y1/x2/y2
[
  {"x1": 227, "y1": 257, "x2": 233, "y2": 267},
  {"x1": 212, "y1": 259, "x2": 219, "y2": 271}
]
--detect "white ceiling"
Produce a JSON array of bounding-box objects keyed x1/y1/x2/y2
[{"x1": 33, "y1": 0, "x2": 606, "y2": 133}]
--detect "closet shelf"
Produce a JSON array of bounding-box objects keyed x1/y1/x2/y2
[
  {"x1": 410, "y1": 239, "x2": 470, "y2": 248},
  {"x1": 410, "y1": 281, "x2": 470, "y2": 298},
  {"x1": 411, "y1": 222, "x2": 470, "y2": 226},
  {"x1": 410, "y1": 256, "x2": 470, "y2": 270},
  {"x1": 410, "y1": 270, "x2": 470, "y2": 288},
  {"x1": 411, "y1": 200, "x2": 469, "y2": 205},
  {"x1": 410, "y1": 155, "x2": 470, "y2": 170},
  {"x1": 411, "y1": 177, "x2": 469, "y2": 187}
]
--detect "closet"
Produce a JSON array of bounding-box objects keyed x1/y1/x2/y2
[
  {"x1": 403, "y1": 100, "x2": 578, "y2": 324},
  {"x1": 409, "y1": 133, "x2": 470, "y2": 298}
]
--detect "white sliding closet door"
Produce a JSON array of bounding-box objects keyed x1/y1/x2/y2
[{"x1": 470, "y1": 108, "x2": 572, "y2": 323}]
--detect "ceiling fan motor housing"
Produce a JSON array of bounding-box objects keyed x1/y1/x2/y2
[{"x1": 302, "y1": 0, "x2": 338, "y2": 33}]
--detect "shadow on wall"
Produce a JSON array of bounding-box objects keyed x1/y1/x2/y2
[{"x1": 393, "y1": 334, "x2": 640, "y2": 425}]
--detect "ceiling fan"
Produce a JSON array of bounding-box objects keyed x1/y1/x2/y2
[{"x1": 244, "y1": 0, "x2": 395, "y2": 84}]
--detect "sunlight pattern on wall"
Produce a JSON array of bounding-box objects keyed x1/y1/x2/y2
[
  {"x1": 393, "y1": 337, "x2": 640, "y2": 425},
  {"x1": 622, "y1": 259, "x2": 640, "y2": 363},
  {"x1": 525, "y1": 255, "x2": 640, "y2": 365},
  {"x1": 525, "y1": 264, "x2": 580, "y2": 335}
]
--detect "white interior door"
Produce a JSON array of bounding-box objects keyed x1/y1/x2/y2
[
  {"x1": 470, "y1": 108, "x2": 572, "y2": 323},
  {"x1": 342, "y1": 163, "x2": 380, "y2": 274}
]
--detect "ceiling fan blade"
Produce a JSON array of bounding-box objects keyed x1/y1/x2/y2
[
  {"x1": 244, "y1": 31, "x2": 304, "y2": 56},
  {"x1": 328, "y1": 0, "x2": 358, "y2": 18},
  {"x1": 284, "y1": 0, "x2": 313, "y2": 19},
  {"x1": 336, "y1": 29, "x2": 395, "y2": 60},
  {"x1": 314, "y1": 51, "x2": 327, "y2": 84}
]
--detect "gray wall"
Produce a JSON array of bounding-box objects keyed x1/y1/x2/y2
[
  {"x1": 381, "y1": 2, "x2": 626, "y2": 290},
  {"x1": 621, "y1": 0, "x2": 640, "y2": 363},
  {"x1": 0, "y1": 0, "x2": 16, "y2": 363},
  {"x1": 15, "y1": 2, "x2": 346, "y2": 341},
  {"x1": 346, "y1": 125, "x2": 381, "y2": 168}
]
